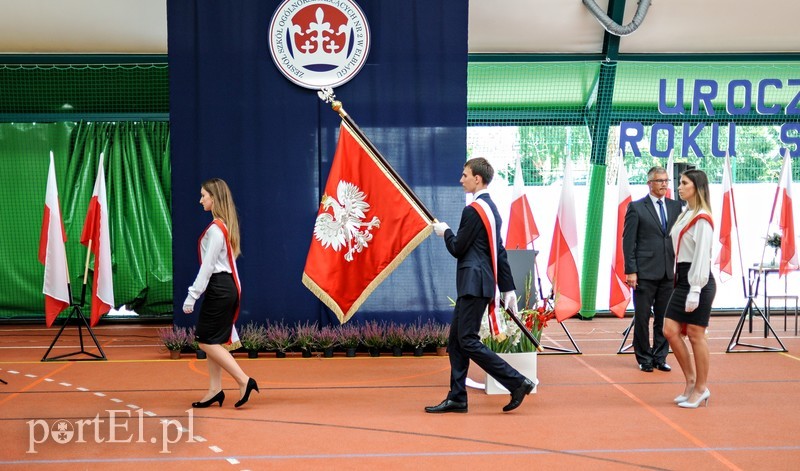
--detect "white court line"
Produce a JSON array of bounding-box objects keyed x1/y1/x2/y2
[{"x1": 209, "y1": 445, "x2": 223, "y2": 453}]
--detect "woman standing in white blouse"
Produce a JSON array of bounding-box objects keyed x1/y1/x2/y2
[
  {"x1": 663, "y1": 169, "x2": 716, "y2": 409},
  {"x1": 183, "y1": 178, "x2": 258, "y2": 409}
]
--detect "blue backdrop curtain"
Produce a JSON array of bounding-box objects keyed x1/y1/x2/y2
[{"x1": 168, "y1": 0, "x2": 467, "y2": 327}]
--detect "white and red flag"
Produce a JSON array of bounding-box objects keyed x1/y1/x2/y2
[
  {"x1": 665, "y1": 149, "x2": 674, "y2": 199},
  {"x1": 609, "y1": 161, "x2": 631, "y2": 318},
  {"x1": 715, "y1": 152, "x2": 737, "y2": 282},
  {"x1": 505, "y1": 158, "x2": 539, "y2": 249},
  {"x1": 776, "y1": 149, "x2": 798, "y2": 276},
  {"x1": 80, "y1": 153, "x2": 114, "y2": 327},
  {"x1": 546, "y1": 159, "x2": 581, "y2": 322},
  {"x1": 302, "y1": 122, "x2": 433, "y2": 323},
  {"x1": 39, "y1": 151, "x2": 71, "y2": 327}
]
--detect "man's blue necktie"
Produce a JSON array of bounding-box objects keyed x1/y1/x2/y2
[{"x1": 657, "y1": 199, "x2": 667, "y2": 235}]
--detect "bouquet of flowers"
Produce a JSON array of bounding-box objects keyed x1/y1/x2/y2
[{"x1": 479, "y1": 274, "x2": 554, "y2": 354}]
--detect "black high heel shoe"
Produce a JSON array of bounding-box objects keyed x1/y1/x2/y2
[
  {"x1": 192, "y1": 390, "x2": 224, "y2": 408},
  {"x1": 235, "y1": 378, "x2": 259, "y2": 408}
]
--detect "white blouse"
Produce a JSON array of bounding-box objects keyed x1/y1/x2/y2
[
  {"x1": 187, "y1": 224, "x2": 232, "y2": 300},
  {"x1": 670, "y1": 208, "x2": 714, "y2": 294}
]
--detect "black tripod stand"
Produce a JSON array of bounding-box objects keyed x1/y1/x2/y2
[
  {"x1": 41, "y1": 283, "x2": 107, "y2": 362},
  {"x1": 727, "y1": 268, "x2": 787, "y2": 353}
]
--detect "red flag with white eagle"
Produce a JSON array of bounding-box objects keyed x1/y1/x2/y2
[
  {"x1": 302, "y1": 122, "x2": 433, "y2": 323},
  {"x1": 39, "y1": 151, "x2": 71, "y2": 327},
  {"x1": 715, "y1": 152, "x2": 737, "y2": 282},
  {"x1": 776, "y1": 149, "x2": 798, "y2": 276},
  {"x1": 505, "y1": 159, "x2": 539, "y2": 249},
  {"x1": 80, "y1": 153, "x2": 114, "y2": 327},
  {"x1": 546, "y1": 159, "x2": 581, "y2": 322},
  {"x1": 609, "y1": 161, "x2": 631, "y2": 318}
]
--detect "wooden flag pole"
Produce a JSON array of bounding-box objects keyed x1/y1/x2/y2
[
  {"x1": 80, "y1": 239, "x2": 92, "y2": 306},
  {"x1": 317, "y1": 88, "x2": 436, "y2": 222}
]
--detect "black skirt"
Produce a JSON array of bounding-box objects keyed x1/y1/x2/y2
[
  {"x1": 195, "y1": 272, "x2": 238, "y2": 344},
  {"x1": 666, "y1": 263, "x2": 716, "y2": 327}
]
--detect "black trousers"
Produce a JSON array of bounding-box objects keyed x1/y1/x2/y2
[
  {"x1": 446, "y1": 295, "x2": 526, "y2": 402},
  {"x1": 631, "y1": 277, "x2": 671, "y2": 366}
]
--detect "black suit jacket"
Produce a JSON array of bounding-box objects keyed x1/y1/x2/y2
[
  {"x1": 443, "y1": 193, "x2": 515, "y2": 297},
  {"x1": 622, "y1": 195, "x2": 682, "y2": 281}
]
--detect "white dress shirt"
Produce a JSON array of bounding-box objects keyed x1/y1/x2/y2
[
  {"x1": 188, "y1": 223, "x2": 232, "y2": 300},
  {"x1": 670, "y1": 208, "x2": 714, "y2": 293}
]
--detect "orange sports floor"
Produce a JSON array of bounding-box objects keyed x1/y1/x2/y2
[{"x1": 1, "y1": 314, "x2": 799, "y2": 470}]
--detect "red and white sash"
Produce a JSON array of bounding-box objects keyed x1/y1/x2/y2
[
  {"x1": 470, "y1": 199, "x2": 505, "y2": 339},
  {"x1": 198, "y1": 219, "x2": 241, "y2": 345},
  {"x1": 674, "y1": 212, "x2": 713, "y2": 287}
]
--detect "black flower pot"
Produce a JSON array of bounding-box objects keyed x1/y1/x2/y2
[
  {"x1": 302, "y1": 349, "x2": 313, "y2": 358},
  {"x1": 195, "y1": 350, "x2": 207, "y2": 359},
  {"x1": 413, "y1": 346, "x2": 424, "y2": 357},
  {"x1": 345, "y1": 347, "x2": 357, "y2": 357},
  {"x1": 276, "y1": 351, "x2": 286, "y2": 358},
  {"x1": 392, "y1": 346, "x2": 403, "y2": 357},
  {"x1": 247, "y1": 350, "x2": 259, "y2": 359},
  {"x1": 323, "y1": 347, "x2": 334, "y2": 358},
  {"x1": 368, "y1": 347, "x2": 381, "y2": 357}
]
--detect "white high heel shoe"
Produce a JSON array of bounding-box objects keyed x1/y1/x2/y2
[
  {"x1": 674, "y1": 386, "x2": 694, "y2": 404},
  {"x1": 678, "y1": 389, "x2": 710, "y2": 408}
]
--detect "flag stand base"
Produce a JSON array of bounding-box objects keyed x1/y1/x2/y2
[
  {"x1": 617, "y1": 316, "x2": 634, "y2": 354},
  {"x1": 726, "y1": 295, "x2": 787, "y2": 353},
  {"x1": 41, "y1": 305, "x2": 107, "y2": 362},
  {"x1": 539, "y1": 321, "x2": 582, "y2": 355}
]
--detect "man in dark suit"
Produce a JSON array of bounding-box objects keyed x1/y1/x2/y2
[
  {"x1": 426, "y1": 157, "x2": 534, "y2": 414},
  {"x1": 622, "y1": 166, "x2": 682, "y2": 372}
]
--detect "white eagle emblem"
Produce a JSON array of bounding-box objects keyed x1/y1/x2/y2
[{"x1": 314, "y1": 180, "x2": 380, "y2": 261}]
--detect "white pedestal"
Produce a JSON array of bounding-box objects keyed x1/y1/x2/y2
[{"x1": 485, "y1": 351, "x2": 538, "y2": 395}]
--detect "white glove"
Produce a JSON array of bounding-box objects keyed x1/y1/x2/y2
[
  {"x1": 183, "y1": 294, "x2": 196, "y2": 314},
  {"x1": 432, "y1": 222, "x2": 450, "y2": 237},
  {"x1": 685, "y1": 292, "x2": 700, "y2": 312},
  {"x1": 502, "y1": 291, "x2": 518, "y2": 315}
]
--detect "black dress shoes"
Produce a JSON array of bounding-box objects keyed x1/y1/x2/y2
[
  {"x1": 639, "y1": 363, "x2": 654, "y2": 372},
  {"x1": 503, "y1": 378, "x2": 534, "y2": 412},
  {"x1": 192, "y1": 390, "x2": 224, "y2": 408},
  {"x1": 235, "y1": 378, "x2": 259, "y2": 408},
  {"x1": 655, "y1": 362, "x2": 671, "y2": 372},
  {"x1": 425, "y1": 399, "x2": 468, "y2": 413}
]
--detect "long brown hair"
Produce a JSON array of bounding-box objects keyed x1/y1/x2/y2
[
  {"x1": 202, "y1": 178, "x2": 241, "y2": 258},
  {"x1": 681, "y1": 169, "x2": 712, "y2": 217}
]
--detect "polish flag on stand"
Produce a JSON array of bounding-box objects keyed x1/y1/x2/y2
[
  {"x1": 546, "y1": 159, "x2": 581, "y2": 322},
  {"x1": 39, "y1": 151, "x2": 71, "y2": 327},
  {"x1": 80, "y1": 153, "x2": 114, "y2": 326},
  {"x1": 776, "y1": 149, "x2": 798, "y2": 276},
  {"x1": 665, "y1": 149, "x2": 674, "y2": 199},
  {"x1": 609, "y1": 162, "x2": 631, "y2": 318},
  {"x1": 715, "y1": 152, "x2": 737, "y2": 282},
  {"x1": 505, "y1": 159, "x2": 539, "y2": 249}
]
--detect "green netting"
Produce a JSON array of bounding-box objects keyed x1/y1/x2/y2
[
  {"x1": 468, "y1": 61, "x2": 800, "y2": 183},
  {"x1": 0, "y1": 62, "x2": 171, "y2": 321},
  {"x1": 0, "y1": 63, "x2": 169, "y2": 117},
  {"x1": 467, "y1": 60, "x2": 800, "y2": 314}
]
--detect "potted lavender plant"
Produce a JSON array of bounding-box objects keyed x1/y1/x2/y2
[
  {"x1": 265, "y1": 320, "x2": 294, "y2": 358},
  {"x1": 315, "y1": 325, "x2": 339, "y2": 357},
  {"x1": 239, "y1": 321, "x2": 268, "y2": 358},
  {"x1": 294, "y1": 320, "x2": 318, "y2": 357},
  {"x1": 361, "y1": 320, "x2": 386, "y2": 357},
  {"x1": 157, "y1": 325, "x2": 191, "y2": 359},
  {"x1": 385, "y1": 322, "x2": 406, "y2": 356},
  {"x1": 337, "y1": 324, "x2": 361, "y2": 357}
]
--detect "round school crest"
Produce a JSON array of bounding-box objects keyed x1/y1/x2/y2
[{"x1": 268, "y1": 0, "x2": 371, "y2": 89}]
